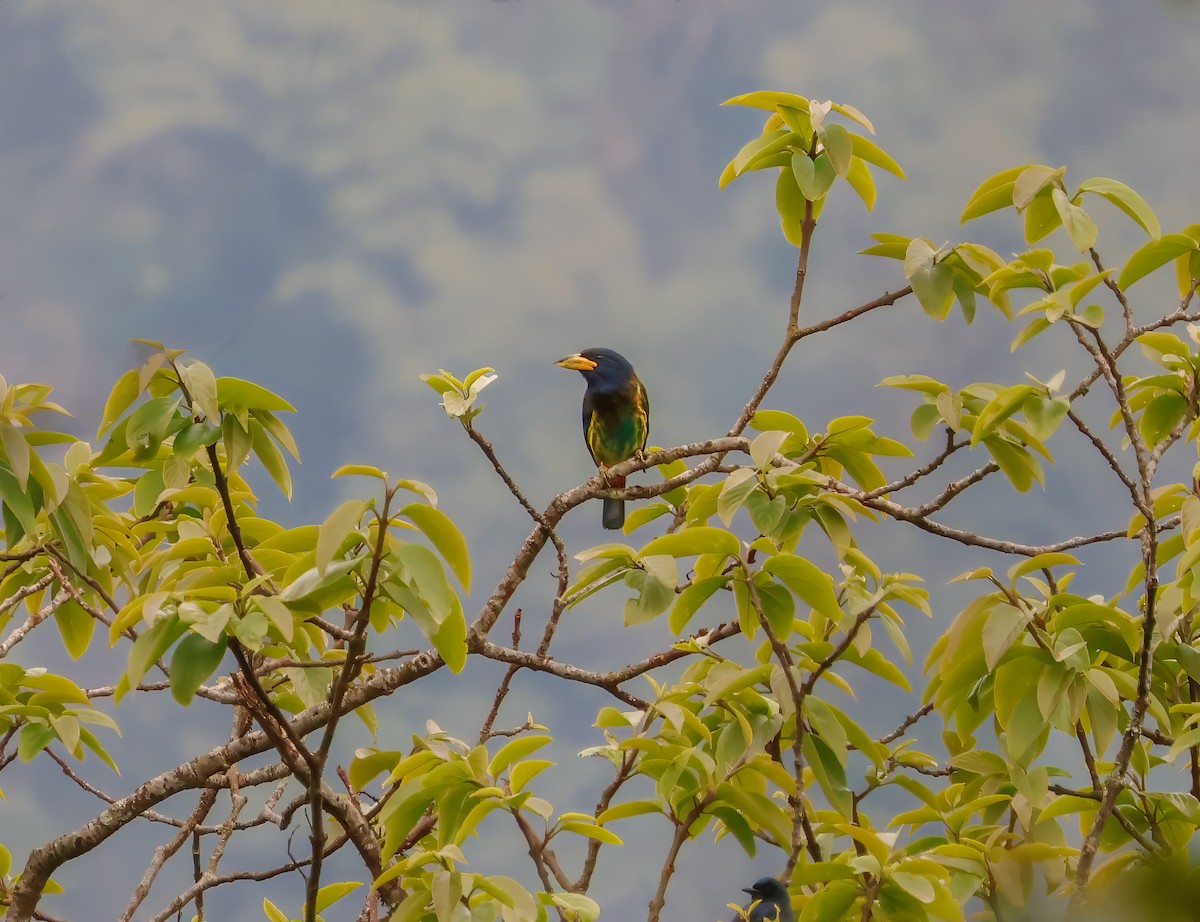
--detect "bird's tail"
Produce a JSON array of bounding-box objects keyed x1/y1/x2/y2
[{"x1": 602, "y1": 474, "x2": 626, "y2": 530}]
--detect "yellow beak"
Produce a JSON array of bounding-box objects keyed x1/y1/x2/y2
[{"x1": 555, "y1": 354, "x2": 598, "y2": 371}]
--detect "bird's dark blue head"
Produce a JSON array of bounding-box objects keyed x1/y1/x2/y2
[
  {"x1": 741, "y1": 878, "x2": 792, "y2": 921},
  {"x1": 554, "y1": 347, "x2": 637, "y2": 392},
  {"x1": 744, "y1": 878, "x2": 789, "y2": 902}
]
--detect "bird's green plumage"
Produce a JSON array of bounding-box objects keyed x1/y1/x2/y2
[
  {"x1": 555, "y1": 348, "x2": 649, "y2": 530},
  {"x1": 584, "y1": 379, "x2": 649, "y2": 469}
]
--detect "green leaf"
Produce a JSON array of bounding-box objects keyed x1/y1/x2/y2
[
  {"x1": 489, "y1": 735, "x2": 552, "y2": 776},
  {"x1": 755, "y1": 575, "x2": 795, "y2": 640},
  {"x1": 750, "y1": 429, "x2": 788, "y2": 469},
  {"x1": 315, "y1": 882, "x2": 362, "y2": 914},
  {"x1": 180, "y1": 601, "x2": 233, "y2": 645},
  {"x1": 750, "y1": 409, "x2": 810, "y2": 440},
  {"x1": 669, "y1": 575, "x2": 729, "y2": 635},
  {"x1": 623, "y1": 567, "x2": 675, "y2": 626},
  {"x1": 861, "y1": 232, "x2": 911, "y2": 260},
  {"x1": 880, "y1": 374, "x2": 947, "y2": 396},
  {"x1": 1136, "y1": 330, "x2": 1190, "y2": 357},
  {"x1": 255, "y1": 596, "x2": 295, "y2": 643},
  {"x1": 432, "y1": 599, "x2": 468, "y2": 674},
  {"x1": 1176, "y1": 239, "x2": 1200, "y2": 298},
  {"x1": 792, "y1": 151, "x2": 835, "y2": 202},
  {"x1": 1012, "y1": 316, "x2": 1052, "y2": 351},
  {"x1": 1052, "y1": 187, "x2": 1098, "y2": 252},
  {"x1": 133, "y1": 468, "x2": 166, "y2": 518},
  {"x1": 731, "y1": 128, "x2": 796, "y2": 175},
  {"x1": 1077, "y1": 176, "x2": 1161, "y2": 238},
  {"x1": 126, "y1": 395, "x2": 180, "y2": 458},
  {"x1": 402, "y1": 503, "x2": 471, "y2": 593},
  {"x1": 180, "y1": 361, "x2": 220, "y2": 422},
  {"x1": 713, "y1": 783, "x2": 791, "y2": 848},
  {"x1": 803, "y1": 733, "x2": 852, "y2": 816},
  {"x1": 776, "y1": 168, "x2": 808, "y2": 246},
  {"x1": 216, "y1": 377, "x2": 295, "y2": 412},
  {"x1": 53, "y1": 597, "x2": 96, "y2": 660},
  {"x1": 983, "y1": 437, "x2": 1040, "y2": 492},
  {"x1": 510, "y1": 758, "x2": 554, "y2": 793},
  {"x1": 1139, "y1": 392, "x2": 1187, "y2": 445},
  {"x1": 548, "y1": 892, "x2": 601, "y2": 922},
  {"x1": 624, "y1": 502, "x2": 671, "y2": 532},
  {"x1": 50, "y1": 504, "x2": 90, "y2": 571},
  {"x1": 253, "y1": 409, "x2": 301, "y2": 461},
  {"x1": 316, "y1": 499, "x2": 367, "y2": 576},
  {"x1": 831, "y1": 101, "x2": 875, "y2": 133},
  {"x1": 279, "y1": 557, "x2": 360, "y2": 604},
  {"x1": 0, "y1": 460, "x2": 38, "y2": 542},
  {"x1": 723, "y1": 90, "x2": 811, "y2": 112},
  {"x1": 891, "y1": 871, "x2": 936, "y2": 904},
  {"x1": 791, "y1": 151, "x2": 817, "y2": 200},
  {"x1": 99, "y1": 368, "x2": 141, "y2": 436},
  {"x1": 763, "y1": 554, "x2": 841, "y2": 620},
  {"x1": 18, "y1": 723, "x2": 56, "y2": 762},
  {"x1": 971, "y1": 385, "x2": 1035, "y2": 445},
  {"x1": 718, "y1": 468, "x2": 759, "y2": 526},
  {"x1": 169, "y1": 633, "x2": 227, "y2": 705},
  {"x1": 0, "y1": 420, "x2": 32, "y2": 492},
  {"x1": 640, "y1": 527, "x2": 739, "y2": 560},
  {"x1": 844, "y1": 156, "x2": 877, "y2": 211},
  {"x1": 597, "y1": 800, "x2": 664, "y2": 823},
  {"x1": 1022, "y1": 393, "x2": 1070, "y2": 446},
  {"x1": 820, "y1": 122, "x2": 853, "y2": 177},
  {"x1": 843, "y1": 646, "x2": 911, "y2": 690},
  {"x1": 961, "y1": 165, "x2": 1030, "y2": 222},
  {"x1": 805, "y1": 697, "x2": 848, "y2": 769},
  {"x1": 812, "y1": 153, "x2": 837, "y2": 201},
  {"x1": 117, "y1": 615, "x2": 186, "y2": 702},
  {"x1": 561, "y1": 821, "x2": 623, "y2": 845},
  {"x1": 222, "y1": 415, "x2": 252, "y2": 471},
  {"x1": 1118, "y1": 233, "x2": 1199, "y2": 289},
  {"x1": 777, "y1": 104, "x2": 814, "y2": 139},
  {"x1": 905, "y1": 240, "x2": 955, "y2": 320},
  {"x1": 951, "y1": 268, "x2": 978, "y2": 322},
  {"x1": 1013, "y1": 165, "x2": 1065, "y2": 210},
  {"x1": 803, "y1": 882, "x2": 860, "y2": 922},
  {"x1": 393, "y1": 544, "x2": 467, "y2": 671},
  {"x1": 1024, "y1": 188, "x2": 1063, "y2": 243},
  {"x1": 394, "y1": 543, "x2": 456, "y2": 623},
  {"x1": 849, "y1": 133, "x2": 905, "y2": 178},
  {"x1": 1077, "y1": 303, "x2": 1105, "y2": 328},
  {"x1": 910, "y1": 403, "x2": 942, "y2": 440},
  {"x1": 172, "y1": 421, "x2": 221, "y2": 457},
  {"x1": 21, "y1": 671, "x2": 90, "y2": 704},
  {"x1": 250, "y1": 422, "x2": 292, "y2": 499},
  {"x1": 982, "y1": 604, "x2": 1026, "y2": 672},
  {"x1": 332, "y1": 464, "x2": 388, "y2": 481},
  {"x1": 704, "y1": 662, "x2": 773, "y2": 706}
]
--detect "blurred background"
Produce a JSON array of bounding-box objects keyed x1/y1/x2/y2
[{"x1": 2, "y1": 1, "x2": 1200, "y2": 919}]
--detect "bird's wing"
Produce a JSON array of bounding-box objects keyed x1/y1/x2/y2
[
  {"x1": 581, "y1": 389, "x2": 602, "y2": 468},
  {"x1": 633, "y1": 376, "x2": 649, "y2": 451}
]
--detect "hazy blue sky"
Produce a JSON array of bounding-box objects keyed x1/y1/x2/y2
[{"x1": 2, "y1": 1, "x2": 1200, "y2": 919}]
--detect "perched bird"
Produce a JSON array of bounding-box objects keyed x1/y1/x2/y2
[
  {"x1": 733, "y1": 877, "x2": 794, "y2": 922},
  {"x1": 555, "y1": 347, "x2": 649, "y2": 530}
]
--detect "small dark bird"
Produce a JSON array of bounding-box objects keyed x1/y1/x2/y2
[
  {"x1": 555, "y1": 347, "x2": 649, "y2": 530},
  {"x1": 733, "y1": 878, "x2": 794, "y2": 922}
]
